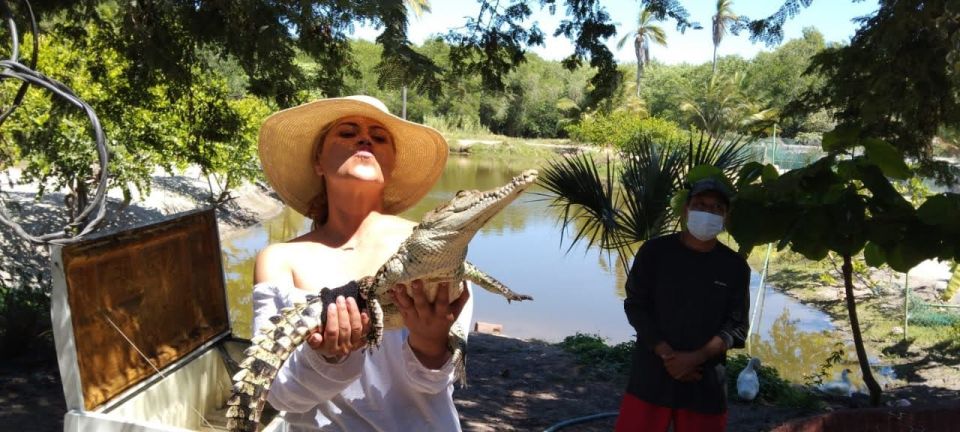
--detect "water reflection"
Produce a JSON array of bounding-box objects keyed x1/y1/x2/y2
[
  {"x1": 742, "y1": 309, "x2": 869, "y2": 392},
  {"x1": 221, "y1": 154, "x2": 867, "y2": 385}
]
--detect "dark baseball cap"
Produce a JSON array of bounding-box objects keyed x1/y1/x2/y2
[{"x1": 689, "y1": 178, "x2": 732, "y2": 204}]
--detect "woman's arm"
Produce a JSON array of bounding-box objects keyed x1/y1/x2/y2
[
  {"x1": 393, "y1": 280, "x2": 474, "y2": 393},
  {"x1": 251, "y1": 245, "x2": 367, "y2": 413}
]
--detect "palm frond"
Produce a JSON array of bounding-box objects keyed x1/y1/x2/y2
[
  {"x1": 617, "y1": 31, "x2": 635, "y2": 50},
  {"x1": 617, "y1": 136, "x2": 686, "y2": 261},
  {"x1": 648, "y1": 26, "x2": 668, "y2": 46},
  {"x1": 538, "y1": 153, "x2": 622, "y2": 254},
  {"x1": 687, "y1": 131, "x2": 752, "y2": 181}
]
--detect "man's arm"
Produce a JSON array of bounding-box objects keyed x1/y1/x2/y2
[
  {"x1": 717, "y1": 261, "x2": 751, "y2": 351},
  {"x1": 623, "y1": 243, "x2": 663, "y2": 350}
]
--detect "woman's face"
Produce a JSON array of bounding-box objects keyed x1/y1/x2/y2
[{"x1": 315, "y1": 115, "x2": 397, "y2": 186}]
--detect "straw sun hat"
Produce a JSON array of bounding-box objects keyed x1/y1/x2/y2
[{"x1": 258, "y1": 95, "x2": 448, "y2": 219}]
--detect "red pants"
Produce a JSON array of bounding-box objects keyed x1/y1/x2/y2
[{"x1": 614, "y1": 393, "x2": 727, "y2": 432}]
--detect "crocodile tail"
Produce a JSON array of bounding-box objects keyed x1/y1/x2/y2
[
  {"x1": 450, "y1": 322, "x2": 468, "y2": 387},
  {"x1": 226, "y1": 298, "x2": 325, "y2": 432}
]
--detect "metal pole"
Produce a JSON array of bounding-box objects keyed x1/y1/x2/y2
[
  {"x1": 903, "y1": 272, "x2": 909, "y2": 341},
  {"x1": 746, "y1": 124, "x2": 779, "y2": 353},
  {"x1": 771, "y1": 124, "x2": 778, "y2": 169}
]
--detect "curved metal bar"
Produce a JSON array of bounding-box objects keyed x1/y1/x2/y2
[
  {"x1": 0, "y1": 0, "x2": 35, "y2": 126},
  {"x1": 0, "y1": 0, "x2": 110, "y2": 244}
]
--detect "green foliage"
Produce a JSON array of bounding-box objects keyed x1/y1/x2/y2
[
  {"x1": 729, "y1": 145, "x2": 960, "y2": 405},
  {"x1": 949, "y1": 321, "x2": 960, "y2": 352},
  {"x1": 0, "y1": 26, "x2": 161, "y2": 207},
  {"x1": 37, "y1": 0, "x2": 444, "y2": 105},
  {"x1": 557, "y1": 333, "x2": 634, "y2": 379},
  {"x1": 166, "y1": 72, "x2": 273, "y2": 203},
  {"x1": 726, "y1": 353, "x2": 822, "y2": 410},
  {"x1": 745, "y1": 28, "x2": 828, "y2": 136},
  {"x1": 680, "y1": 70, "x2": 775, "y2": 137},
  {"x1": 541, "y1": 132, "x2": 750, "y2": 267},
  {"x1": 463, "y1": 141, "x2": 559, "y2": 160},
  {"x1": 423, "y1": 115, "x2": 491, "y2": 137},
  {"x1": 789, "y1": 0, "x2": 960, "y2": 186},
  {"x1": 943, "y1": 262, "x2": 960, "y2": 302},
  {"x1": 566, "y1": 113, "x2": 686, "y2": 148},
  {"x1": 730, "y1": 154, "x2": 960, "y2": 272},
  {"x1": 0, "y1": 13, "x2": 271, "y2": 211},
  {"x1": 481, "y1": 55, "x2": 590, "y2": 138}
]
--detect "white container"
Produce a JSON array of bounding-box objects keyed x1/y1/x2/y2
[{"x1": 49, "y1": 209, "x2": 282, "y2": 432}]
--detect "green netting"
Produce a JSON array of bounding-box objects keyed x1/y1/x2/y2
[{"x1": 908, "y1": 293, "x2": 960, "y2": 327}]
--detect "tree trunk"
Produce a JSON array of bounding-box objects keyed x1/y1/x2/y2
[
  {"x1": 635, "y1": 39, "x2": 642, "y2": 97},
  {"x1": 712, "y1": 46, "x2": 718, "y2": 75},
  {"x1": 636, "y1": 63, "x2": 642, "y2": 97},
  {"x1": 842, "y1": 253, "x2": 883, "y2": 406}
]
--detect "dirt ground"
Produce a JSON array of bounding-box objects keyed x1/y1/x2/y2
[
  {"x1": 455, "y1": 333, "x2": 809, "y2": 432},
  {"x1": 6, "y1": 332, "x2": 946, "y2": 432}
]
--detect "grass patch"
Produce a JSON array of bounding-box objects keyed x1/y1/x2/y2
[
  {"x1": 557, "y1": 333, "x2": 633, "y2": 380},
  {"x1": 465, "y1": 141, "x2": 565, "y2": 160}
]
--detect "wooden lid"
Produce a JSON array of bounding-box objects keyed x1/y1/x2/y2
[{"x1": 58, "y1": 208, "x2": 229, "y2": 410}]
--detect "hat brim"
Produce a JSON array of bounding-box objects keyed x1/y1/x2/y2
[{"x1": 258, "y1": 98, "x2": 448, "y2": 217}]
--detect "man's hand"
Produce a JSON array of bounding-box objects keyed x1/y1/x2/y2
[
  {"x1": 305, "y1": 296, "x2": 371, "y2": 362},
  {"x1": 663, "y1": 351, "x2": 706, "y2": 382},
  {"x1": 392, "y1": 279, "x2": 470, "y2": 369}
]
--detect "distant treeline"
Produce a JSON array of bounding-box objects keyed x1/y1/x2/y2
[{"x1": 341, "y1": 28, "x2": 832, "y2": 143}]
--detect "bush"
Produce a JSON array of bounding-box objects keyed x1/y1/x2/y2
[
  {"x1": 557, "y1": 333, "x2": 634, "y2": 379},
  {"x1": 566, "y1": 113, "x2": 687, "y2": 149}
]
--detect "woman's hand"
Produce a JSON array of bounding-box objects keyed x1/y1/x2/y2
[
  {"x1": 305, "y1": 296, "x2": 370, "y2": 362},
  {"x1": 392, "y1": 279, "x2": 470, "y2": 369}
]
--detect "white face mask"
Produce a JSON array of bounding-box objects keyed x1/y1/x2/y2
[{"x1": 687, "y1": 210, "x2": 724, "y2": 241}]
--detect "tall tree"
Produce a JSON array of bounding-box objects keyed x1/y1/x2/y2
[
  {"x1": 617, "y1": 6, "x2": 667, "y2": 97},
  {"x1": 711, "y1": 0, "x2": 738, "y2": 75},
  {"x1": 789, "y1": 0, "x2": 960, "y2": 185}
]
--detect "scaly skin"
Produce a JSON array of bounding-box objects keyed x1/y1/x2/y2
[{"x1": 226, "y1": 170, "x2": 537, "y2": 432}]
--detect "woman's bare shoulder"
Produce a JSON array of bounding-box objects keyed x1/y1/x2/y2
[
  {"x1": 375, "y1": 214, "x2": 417, "y2": 238},
  {"x1": 254, "y1": 242, "x2": 307, "y2": 284}
]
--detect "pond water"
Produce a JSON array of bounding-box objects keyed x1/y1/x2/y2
[{"x1": 221, "y1": 154, "x2": 879, "y2": 389}]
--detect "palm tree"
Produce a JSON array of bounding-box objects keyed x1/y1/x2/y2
[
  {"x1": 405, "y1": 0, "x2": 431, "y2": 16},
  {"x1": 538, "y1": 133, "x2": 751, "y2": 268},
  {"x1": 679, "y1": 71, "x2": 777, "y2": 138},
  {"x1": 712, "y1": 0, "x2": 738, "y2": 75},
  {"x1": 617, "y1": 7, "x2": 667, "y2": 97}
]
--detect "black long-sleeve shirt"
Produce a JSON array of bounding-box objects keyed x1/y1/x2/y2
[{"x1": 623, "y1": 233, "x2": 750, "y2": 414}]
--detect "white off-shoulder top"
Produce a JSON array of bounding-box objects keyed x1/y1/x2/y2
[{"x1": 251, "y1": 281, "x2": 473, "y2": 432}]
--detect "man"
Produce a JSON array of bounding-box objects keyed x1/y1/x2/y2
[{"x1": 615, "y1": 177, "x2": 750, "y2": 432}]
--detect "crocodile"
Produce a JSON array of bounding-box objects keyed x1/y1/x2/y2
[{"x1": 226, "y1": 170, "x2": 538, "y2": 432}]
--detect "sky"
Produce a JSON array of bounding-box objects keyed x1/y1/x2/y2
[{"x1": 351, "y1": 1, "x2": 880, "y2": 65}]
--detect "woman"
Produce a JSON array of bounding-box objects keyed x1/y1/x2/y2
[{"x1": 253, "y1": 95, "x2": 472, "y2": 431}]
